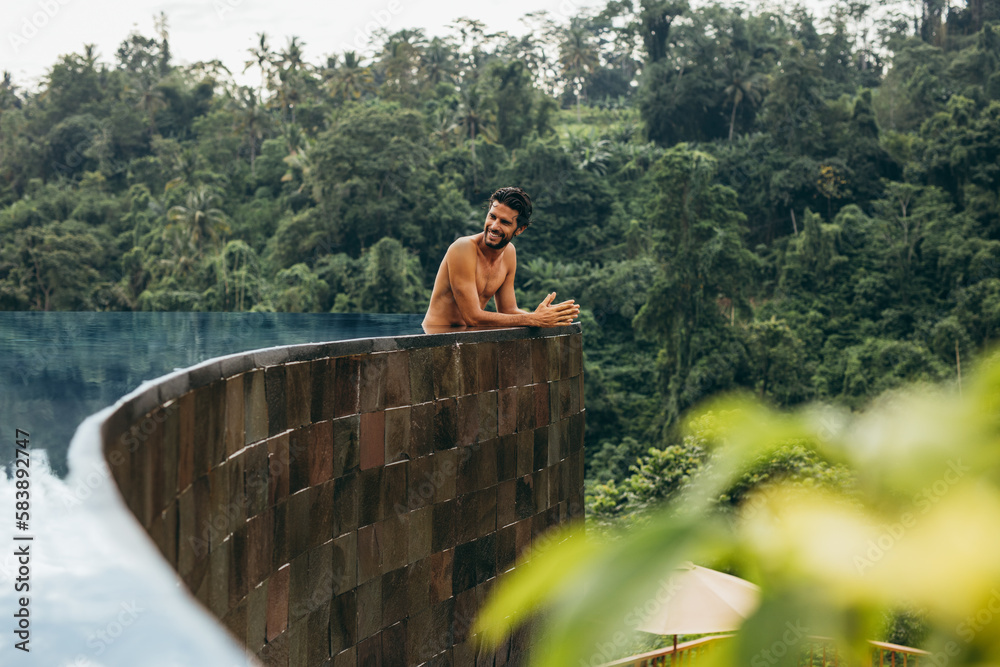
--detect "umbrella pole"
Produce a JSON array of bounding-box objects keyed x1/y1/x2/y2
[{"x1": 671, "y1": 635, "x2": 677, "y2": 667}]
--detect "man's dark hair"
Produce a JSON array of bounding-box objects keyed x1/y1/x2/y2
[{"x1": 488, "y1": 186, "x2": 533, "y2": 229}]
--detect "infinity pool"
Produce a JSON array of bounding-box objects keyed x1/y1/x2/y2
[
  {"x1": 0, "y1": 312, "x2": 424, "y2": 477},
  {"x1": 0, "y1": 312, "x2": 423, "y2": 665}
]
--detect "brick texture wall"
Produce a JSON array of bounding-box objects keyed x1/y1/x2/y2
[{"x1": 99, "y1": 327, "x2": 585, "y2": 667}]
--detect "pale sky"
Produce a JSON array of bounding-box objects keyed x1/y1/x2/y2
[
  {"x1": 1, "y1": 0, "x2": 838, "y2": 92},
  {"x1": 1, "y1": 0, "x2": 604, "y2": 90}
]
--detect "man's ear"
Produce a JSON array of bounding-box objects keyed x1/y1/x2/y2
[{"x1": 514, "y1": 225, "x2": 526, "y2": 237}]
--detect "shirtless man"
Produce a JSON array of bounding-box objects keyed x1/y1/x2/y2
[{"x1": 423, "y1": 186, "x2": 580, "y2": 328}]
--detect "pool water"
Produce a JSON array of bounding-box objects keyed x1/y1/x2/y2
[
  {"x1": 0, "y1": 312, "x2": 424, "y2": 477},
  {"x1": 0, "y1": 312, "x2": 423, "y2": 665}
]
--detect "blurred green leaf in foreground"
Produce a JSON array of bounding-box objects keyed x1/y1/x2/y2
[{"x1": 477, "y1": 351, "x2": 1000, "y2": 667}]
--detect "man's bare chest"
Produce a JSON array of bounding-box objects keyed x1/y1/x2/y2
[{"x1": 475, "y1": 257, "x2": 507, "y2": 298}]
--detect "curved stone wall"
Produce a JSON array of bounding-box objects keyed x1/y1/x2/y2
[{"x1": 98, "y1": 325, "x2": 585, "y2": 666}]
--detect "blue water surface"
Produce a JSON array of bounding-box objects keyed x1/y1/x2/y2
[{"x1": 0, "y1": 312, "x2": 424, "y2": 477}]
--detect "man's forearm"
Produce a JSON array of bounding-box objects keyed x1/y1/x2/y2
[{"x1": 465, "y1": 308, "x2": 537, "y2": 326}]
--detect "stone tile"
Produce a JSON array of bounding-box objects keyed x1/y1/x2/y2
[
  {"x1": 228, "y1": 523, "x2": 248, "y2": 608},
  {"x1": 306, "y1": 601, "x2": 332, "y2": 665},
  {"x1": 331, "y1": 531, "x2": 358, "y2": 596},
  {"x1": 497, "y1": 480, "x2": 516, "y2": 529},
  {"x1": 287, "y1": 551, "x2": 310, "y2": 624},
  {"x1": 287, "y1": 486, "x2": 318, "y2": 563},
  {"x1": 309, "y1": 420, "x2": 335, "y2": 486},
  {"x1": 515, "y1": 431, "x2": 532, "y2": 478},
  {"x1": 409, "y1": 347, "x2": 435, "y2": 405},
  {"x1": 408, "y1": 402, "x2": 434, "y2": 459},
  {"x1": 332, "y1": 415, "x2": 360, "y2": 477},
  {"x1": 530, "y1": 338, "x2": 548, "y2": 384},
  {"x1": 548, "y1": 424, "x2": 560, "y2": 468},
  {"x1": 429, "y1": 599, "x2": 456, "y2": 658},
  {"x1": 407, "y1": 505, "x2": 432, "y2": 564},
  {"x1": 430, "y1": 548, "x2": 454, "y2": 605},
  {"x1": 247, "y1": 580, "x2": 268, "y2": 653},
  {"x1": 360, "y1": 412, "x2": 385, "y2": 470},
  {"x1": 177, "y1": 391, "x2": 195, "y2": 492},
  {"x1": 225, "y1": 375, "x2": 245, "y2": 458},
  {"x1": 433, "y1": 449, "x2": 458, "y2": 504},
  {"x1": 516, "y1": 386, "x2": 534, "y2": 433},
  {"x1": 384, "y1": 407, "x2": 410, "y2": 464},
  {"x1": 358, "y1": 523, "x2": 382, "y2": 584},
  {"x1": 382, "y1": 620, "x2": 407, "y2": 666},
  {"x1": 497, "y1": 388, "x2": 517, "y2": 437},
  {"x1": 407, "y1": 557, "x2": 431, "y2": 614},
  {"x1": 330, "y1": 590, "x2": 358, "y2": 656},
  {"x1": 453, "y1": 588, "x2": 477, "y2": 646},
  {"x1": 333, "y1": 472, "x2": 359, "y2": 536},
  {"x1": 209, "y1": 535, "x2": 230, "y2": 618},
  {"x1": 244, "y1": 369, "x2": 268, "y2": 445},
  {"x1": 264, "y1": 366, "x2": 287, "y2": 437},
  {"x1": 533, "y1": 427, "x2": 548, "y2": 472},
  {"x1": 312, "y1": 479, "x2": 337, "y2": 549},
  {"x1": 333, "y1": 356, "x2": 360, "y2": 418},
  {"x1": 360, "y1": 353, "x2": 388, "y2": 413},
  {"x1": 432, "y1": 344, "x2": 461, "y2": 399},
  {"x1": 477, "y1": 391, "x2": 498, "y2": 443},
  {"x1": 496, "y1": 434, "x2": 516, "y2": 482},
  {"x1": 285, "y1": 361, "x2": 312, "y2": 430},
  {"x1": 247, "y1": 509, "x2": 274, "y2": 591},
  {"x1": 332, "y1": 646, "x2": 356, "y2": 667},
  {"x1": 452, "y1": 540, "x2": 476, "y2": 595},
  {"x1": 288, "y1": 428, "x2": 310, "y2": 496},
  {"x1": 245, "y1": 441, "x2": 269, "y2": 519},
  {"x1": 268, "y1": 433, "x2": 290, "y2": 507},
  {"x1": 197, "y1": 380, "x2": 227, "y2": 472},
  {"x1": 533, "y1": 382, "x2": 550, "y2": 430},
  {"x1": 496, "y1": 525, "x2": 516, "y2": 574},
  {"x1": 431, "y1": 500, "x2": 456, "y2": 552},
  {"x1": 358, "y1": 467, "x2": 384, "y2": 527},
  {"x1": 514, "y1": 519, "x2": 531, "y2": 559},
  {"x1": 478, "y1": 439, "x2": 497, "y2": 489},
  {"x1": 515, "y1": 475, "x2": 534, "y2": 521},
  {"x1": 266, "y1": 564, "x2": 290, "y2": 642},
  {"x1": 545, "y1": 336, "x2": 561, "y2": 382},
  {"x1": 496, "y1": 340, "x2": 518, "y2": 389},
  {"x1": 357, "y1": 576, "x2": 383, "y2": 640},
  {"x1": 456, "y1": 445, "x2": 480, "y2": 497},
  {"x1": 475, "y1": 534, "x2": 496, "y2": 585},
  {"x1": 455, "y1": 493, "x2": 478, "y2": 545},
  {"x1": 455, "y1": 394, "x2": 479, "y2": 446},
  {"x1": 287, "y1": 617, "x2": 309, "y2": 667},
  {"x1": 272, "y1": 500, "x2": 288, "y2": 573},
  {"x1": 406, "y1": 607, "x2": 434, "y2": 664},
  {"x1": 548, "y1": 381, "x2": 561, "y2": 424},
  {"x1": 384, "y1": 350, "x2": 411, "y2": 409},
  {"x1": 382, "y1": 567, "x2": 409, "y2": 628},
  {"x1": 433, "y1": 398, "x2": 458, "y2": 450},
  {"x1": 310, "y1": 357, "x2": 335, "y2": 423},
  {"x1": 357, "y1": 633, "x2": 382, "y2": 667},
  {"x1": 568, "y1": 333, "x2": 583, "y2": 377},
  {"x1": 533, "y1": 468, "x2": 549, "y2": 513},
  {"x1": 259, "y1": 629, "x2": 289, "y2": 667},
  {"x1": 222, "y1": 600, "x2": 247, "y2": 652},
  {"x1": 569, "y1": 372, "x2": 582, "y2": 416},
  {"x1": 476, "y1": 342, "x2": 498, "y2": 393},
  {"x1": 475, "y1": 486, "x2": 497, "y2": 539},
  {"x1": 381, "y1": 461, "x2": 408, "y2": 522},
  {"x1": 306, "y1": 540, "x2": 335, "y2": 615},
  {"x1": 161, "y1": 403, "x2": 180, "y2": 509},
  {"x1": 457, "y1": 343, "x2": 479, "y2": 396},
  {"x1": 406, "y1": 455, "x2": 433, "y2": 512}
]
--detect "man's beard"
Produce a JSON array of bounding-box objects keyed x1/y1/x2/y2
[{"x1": 485, "y1": 230, "x2": 511, "y2": 249}]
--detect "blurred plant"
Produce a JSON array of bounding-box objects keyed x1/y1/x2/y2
[{"x1": 477, "y1": 350, "x2": 1000, "y2": 667}]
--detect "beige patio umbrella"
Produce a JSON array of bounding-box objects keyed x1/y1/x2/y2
[{"x1": 637, "y1": 562, "x2": 761, "y2": 651}]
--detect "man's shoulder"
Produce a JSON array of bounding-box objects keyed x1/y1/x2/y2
[{"x1": 447, "y1": 234, "x2": 480, "y2": 256}]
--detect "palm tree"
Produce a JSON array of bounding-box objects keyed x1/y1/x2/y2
[
  {"x1": 243, "y1": 32, "x2": 274, "y2": 101},
  {"x1": 723, "y1": 55, "x2": 767, "y2": 141},
  {"x1": 327, "y1": 51, "x2": 374, "y2": 102},
  {"x1": 558, "y1": 24, "x2": 600, "y2": 121},
  {"x1": 420, "y1": 36, "x2": 457, "y2": 87},
  {"x1": 228, "y1": 86, "x2": 266, "y2": 177},
  {"x1": 453, "y1": 84, "x2": 497, "y2": 190},
  {"x1": 166, "y1": 186, "x2": 230, "y2": 251}
]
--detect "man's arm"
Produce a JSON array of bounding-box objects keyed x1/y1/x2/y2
[{"x1": 447, "y1": 241, "x2": 577, "y2": 326}]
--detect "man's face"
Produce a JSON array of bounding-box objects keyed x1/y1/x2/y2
[{"x1": 484, "y1": 201, "x2": 524, "y2": 249}]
